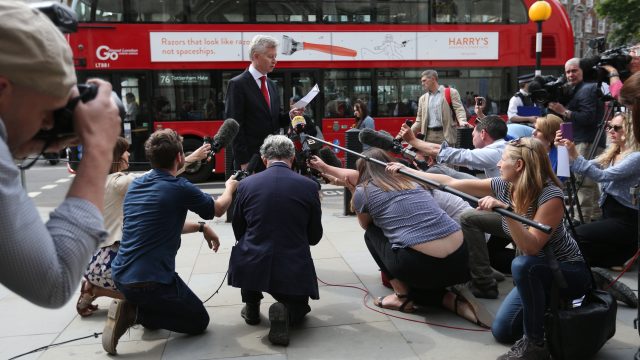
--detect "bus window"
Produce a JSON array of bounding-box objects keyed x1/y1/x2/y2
[
  {"x1": 256, "y1": 1, "x2": 317, "y2": 23},
  {"x1": 433, "y1": 0, "x2": 512, "y2": 24},
  {"x1": 508, "y1": 0, "x2": 528, "y2": 24},
  {"x1": 74, "y1": 0, "x2": 92, "y2": 22},
  {"x1": 188, "y1": 0, "x2": 249, "y2": 23},
  {"x1": 94, "y1": 0, "x2": 124, "y2": 22},
  {"x1": 153, "y1": 71, "x2": 214, "y2": 121},
  {"x1": 322, "y1": 1, "x2": 371, "y2": 23},
  {"x1": 376, "y1": 69, "x2": 421, "y2": 117},
  {"x1": 324, "y1": 70, "x2": 371, "y2": 118},
  {"x1": 376, "y1": 0, "x2": 429, "y2": 24},
  {"x1": 130, "y1": 0, "x2": 185, "y2": 23}
]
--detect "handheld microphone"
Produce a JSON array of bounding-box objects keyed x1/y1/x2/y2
[
  {"x1": 205, "y1": 118, "x2": 240, "y2": 163},
  {"x1": 291, "y1": 115, "x2": 306, "y2": 134},
  {"x1": 358, "y1": 128, "x2": 417, "y2": 160}
]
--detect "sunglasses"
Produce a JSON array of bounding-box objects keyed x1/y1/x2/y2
[{"x1": 605, "y1": 124, "x2": 623, "y2": 132}]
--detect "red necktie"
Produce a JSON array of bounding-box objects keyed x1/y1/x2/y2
[{"x1": 260, "y1": 76, "x2": 270, "y2": 109}]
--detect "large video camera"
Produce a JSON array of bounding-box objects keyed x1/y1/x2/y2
[
  {"x1": 581, "y1": 38, "x2": 633, "y2": 83},
  {"x1": 528, "y1": 75, "x2": 573, "y2": 107},
  {"x1": 32, "y1": 2, "x2": 125, "y2": 143}
]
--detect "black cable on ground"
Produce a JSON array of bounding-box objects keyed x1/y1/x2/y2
[{"x1": 8, "y1": 332, "x2": 102, "y2": 360}]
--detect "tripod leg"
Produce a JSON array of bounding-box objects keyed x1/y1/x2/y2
[{"x1": 569, "y1": 173, "x2": 585, "y2": 224}]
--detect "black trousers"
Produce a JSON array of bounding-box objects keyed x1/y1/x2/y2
[
  {"x1": 364, "y1": 225, "x2": 470, "y2": 306},
  {"x1": 576, "y1": 196, "x2": 638, "y2": 267},
  {"x1": 241, "y1": 289, "x2": 311, "y2": 325}
]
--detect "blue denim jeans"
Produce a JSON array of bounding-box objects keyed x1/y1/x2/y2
[
  {"x1": 491, "y1": 255, "x2": 591, "y2": 344},
  {"x1": 117, "y1": 274, "x2": 209, "y2": 335}
]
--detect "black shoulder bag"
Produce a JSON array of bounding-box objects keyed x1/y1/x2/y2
[{"x1": 543, "y1": 245, "x2": 617, "y2": 360}]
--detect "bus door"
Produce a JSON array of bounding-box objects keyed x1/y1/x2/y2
[
  {"x1": 115, "y1": 73, "x2": 150, "y2": 170},
  {"x1": 271, "y1": 71, "x2": 319, "y2": 133}
]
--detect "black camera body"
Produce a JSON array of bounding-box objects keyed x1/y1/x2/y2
[
  {"x1": 581, "y1": 46, "x2": 633, "y2": 83},
  {"x1": 34, "y1": 83, "x2": 125, "y2": 143},
  {"x1": 528, "y1": 75, "x2": 573, "y2": 106},
  {"x1": 233, "y1": 169, "x2": 250, "y2": 181}
]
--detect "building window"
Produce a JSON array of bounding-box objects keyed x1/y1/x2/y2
[
  {"x1": 586, "y1": 0, "x2": 593, "y2": 7},
  {"x1": 597, "y1": 18, "x2": 606, "y2": 34},
  {"x1": 573, "y1": 0, "x2": 580, "y2": 5},
  {"x1": 585, "y1": 14, "x2": 592, "y2": 33}
]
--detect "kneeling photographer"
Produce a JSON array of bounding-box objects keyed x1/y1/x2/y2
[
  {"x1": 545, "y1": 58, "x2": 605, "y2": 223},
  {"x1": 0, "y1": 1, "x2": 121, "y2": 308}
]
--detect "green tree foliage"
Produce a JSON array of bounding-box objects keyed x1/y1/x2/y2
[{"x1": 596, "y1": 0, "x2": 640, "y2": 45}]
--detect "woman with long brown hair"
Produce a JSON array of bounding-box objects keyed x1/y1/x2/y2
[
  {"x1": 388, "y1": 137, "x2": 590, "y2": 360},
  {"x1": 352, "y1": 148, "x2": 491, "y2": 328}
]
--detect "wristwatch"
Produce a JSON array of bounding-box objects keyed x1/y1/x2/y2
[
  {"x1": 198, "y1": 221, "x2": 205, "y2": 232},
  {"x1": 563, "y1": 110, "x2": 571, "y2": 119}
]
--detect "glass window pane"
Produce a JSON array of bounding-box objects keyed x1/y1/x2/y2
[
  {"x1": 130, "y1": 0, "x2": 185, "y2": 22},
  {"x1": 256, "y1": 1, "x2": 317, "y2": 22},
  {"x1": 95, "y1": 0, "x2": 124, "y2": 22},
  {"x1": 508, "y1": 0, "x2": 527, "y2": 24},
  {"x1": 376, "y1": 69, "x2": 421, "y2": 117},
  {"x1": 153, "y1": 71, "x2": 214, "y2": 121},
  {"x1": 433, "y1": 0, "x2": 504, "y2": 24},
  {"x1": 322, "y1": 1, "x2": 371, "y2": 23},
  {"x1": 323, "y1": 70, "x2": 371, "y2": 118},
  {"x1": 74, "y1": 0, "x2": 93, "y2": 22},
  {"x1": 376, "y1": 0, "x2": 428, "y2": 24},
  {"x1": 188, "y1": 0, "x2": 249, "y2": 23}
]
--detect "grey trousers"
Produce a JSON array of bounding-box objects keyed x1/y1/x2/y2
[{"x1": 460, "y1": 209, "x2": 510, "y2": 287}]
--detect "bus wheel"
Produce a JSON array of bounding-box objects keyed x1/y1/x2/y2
[{"x1": 181, "y1": 138, "x2": 214, "y2": 183}]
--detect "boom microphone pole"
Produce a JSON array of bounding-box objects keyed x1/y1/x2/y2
[{"x1": 307, "y1": 135, "x2": 552, "y2": 234}]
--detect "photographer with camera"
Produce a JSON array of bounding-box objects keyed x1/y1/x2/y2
[
  {"x1": 604, "y1": 43, "x2": 640, "y2": 99},
  {"x1": 0, "y1": 1, "x2": 121, "y2": 308},
  {"x1": 547, "y1": 57, "x2": 605, "y2": 223}
]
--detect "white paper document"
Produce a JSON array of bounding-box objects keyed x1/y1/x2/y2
[
  {"x1": 556, "y1": 146, "x2": 570, "y2": 178},
  {"x1": 293, "y1": 84, "x2": 320, "y2": 109}
]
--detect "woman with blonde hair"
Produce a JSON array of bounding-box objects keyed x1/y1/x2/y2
[
  {"x1": 388, "y1": 137, "x2": 590, "y2": 360},
  {"x1": 558, "y1": 111, "x2": 640, "y2": 270}
]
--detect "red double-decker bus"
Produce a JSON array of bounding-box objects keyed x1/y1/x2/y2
[{"x1": 69, "y1": 0, "x2": 573, "y2": 182}]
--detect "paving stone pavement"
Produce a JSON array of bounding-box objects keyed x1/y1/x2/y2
[{"x1": 1, "y1": 185, "x2": 638, "y2": 360}]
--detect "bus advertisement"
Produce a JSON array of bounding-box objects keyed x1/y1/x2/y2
[{"x1": 69, "y1": 0, "x2": 573, "y2": 182}]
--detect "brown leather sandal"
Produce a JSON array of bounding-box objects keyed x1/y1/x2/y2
[
  {"x1": 76, "y1": 280, "x2": 98, "y2": 317},
  {"x1": 373, "y1": 293, "x2": 416, "y2": 313}
]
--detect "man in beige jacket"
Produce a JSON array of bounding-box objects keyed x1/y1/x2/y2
[{"x1": 411, "y1": 70, "x2": 468, "y2": 145}]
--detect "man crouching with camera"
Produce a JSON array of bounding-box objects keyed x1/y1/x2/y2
[{"x1": 0, "y1": 1, "x2": 121, "y2": 308}]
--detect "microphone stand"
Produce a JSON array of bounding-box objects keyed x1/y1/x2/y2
[{"x1": 307, "y1": 135, "x2": 552, "y2": 234}]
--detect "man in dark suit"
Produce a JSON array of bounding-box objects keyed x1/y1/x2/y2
[
  {"x1": 225, "y1": 35, "x2": 302, "y2": 172},
  {"x1": 228, "y1": 135, "x2": 323, "y2": 346}
]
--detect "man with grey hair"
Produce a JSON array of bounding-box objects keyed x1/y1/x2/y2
[
  {"x1": 411, "y1": 69, "x2": 468, "y2": 145},
  {"x1": 0, "y1": 0, "x2": 121, "y2": 307},
  {"x1": 225, "y1": 35, "x2": 303, "y2": 173},
  {"x1": 228, "y1": 135, "x2": 323, "y2": 346},
  {"x1": 548, "y1": 57, "x2": 604, "y2": 222}
]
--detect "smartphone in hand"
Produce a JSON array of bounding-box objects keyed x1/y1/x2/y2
[{"x1": 560, "y1": 122, "x2": 573, "y2": 142}]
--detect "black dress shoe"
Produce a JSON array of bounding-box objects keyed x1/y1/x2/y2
[
  {"x1": 268, "y1": 302, "x2": 290, "y2": 346},
  {"x1": 241, "y1": 302, "x2": 261, "y2": 325}
]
